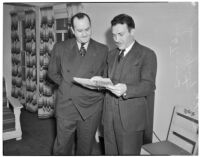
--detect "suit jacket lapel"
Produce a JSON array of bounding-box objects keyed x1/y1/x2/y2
[
  {"x1": 62, "y1": 39, "x2": 79, "y2": 76},
  {"x1": 120, "y1": 41, "x2": 142, "y2": 80}
]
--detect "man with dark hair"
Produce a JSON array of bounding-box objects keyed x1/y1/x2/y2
[
  {"x1": 71, "y1": 12, "x2": 91, "y2": 29},
  {"x1": 48, "y1": 12, "x2": 108, "y2": 155},
  {"x1": 103, "y1": 13, "x2": 157, "y2": 155}
]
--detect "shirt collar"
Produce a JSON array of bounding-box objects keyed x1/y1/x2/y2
[
  {"x1": 123, "y1": 40, "x2": 135, "y2": 56},
  {"x1": 77, "y1": 41, "x2": 89, "y2": 50}
]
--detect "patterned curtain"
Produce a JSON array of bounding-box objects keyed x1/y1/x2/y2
[
  {"x1": 10, "y1": 12, "x2": 24, "y2": 105},
  {"x1": 38, "y1": 7, "x2": 55, "y2": 118},
  {"x1": 24, "y1": 10, "x2": 37, "y2": 112}
]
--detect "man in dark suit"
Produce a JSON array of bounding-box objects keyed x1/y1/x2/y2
[
  {"x1": 103, "y1": 14, "x2": 157, "y2": 155},
  {"x1": 48, "y1": 12, "x2": 108, "y2": 155}
]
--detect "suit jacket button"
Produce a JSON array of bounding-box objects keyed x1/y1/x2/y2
[
  {"x1": 67, "y1": 69, "x2": 70, "y2": 72},
  {"x1": 68, "y1": 98, "x2": 72, "y2": 101}
]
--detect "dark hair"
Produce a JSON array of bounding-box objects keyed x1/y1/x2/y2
[
  {"x1": 71, "y1": 12, "x2": 91, "y2": 29},
  {"x1": 111, "y1": 14, "x2": 135, "y2": 31}
]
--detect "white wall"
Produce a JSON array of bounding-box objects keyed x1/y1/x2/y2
[{"x1": 83, "y1": 2, "x2": 198, "y2": 141}]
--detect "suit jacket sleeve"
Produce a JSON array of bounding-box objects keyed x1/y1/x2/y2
[
  {"x1": 47, "y1": 43, "x2": 63, "y2": 86},
  {"x1": 126, "y1": 50, "x2": 157, "y2": 98}
]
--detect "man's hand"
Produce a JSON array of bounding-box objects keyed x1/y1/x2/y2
[{"x1": 106, "y1": 83, "x2": 127, "y2": 97}]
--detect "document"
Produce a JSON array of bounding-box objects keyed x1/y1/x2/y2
[{"x1": 73, "y1": 77, "x2": 113, "y2": 89}]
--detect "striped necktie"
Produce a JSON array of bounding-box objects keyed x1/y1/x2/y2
[
  {"x1": 118, "y1": 49, "x2": 125, "y2": 62},
  {"x1": 79, "y1": 43, "x2": 87, "y2": 56}
]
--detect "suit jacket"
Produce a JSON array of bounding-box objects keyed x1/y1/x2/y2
[
  {"x1": 104, "y1": 41, "x2": 157, "y2": 142},
  {"x1": 48, "y1": 38, "x2": 108, "y2": 120}
]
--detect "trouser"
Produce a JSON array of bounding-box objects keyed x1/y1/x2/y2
[
  {"x1": 53, "y1": 110, "x2": 102, "y2": 155},
  {"x1": 104, "y1": 102, "x2": 143, "y2": 155}
]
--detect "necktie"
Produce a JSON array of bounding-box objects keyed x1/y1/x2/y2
[
  {"x1": 79, "y1": 43, "x2": 87, "y2": 56},
  {"x1": 118, "y1": 49, "x2": 125, "y2": 62}
]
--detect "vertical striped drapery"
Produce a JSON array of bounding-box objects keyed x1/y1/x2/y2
[{"x1": 38, "y1": 7, "x2": 55, "y2": 118}]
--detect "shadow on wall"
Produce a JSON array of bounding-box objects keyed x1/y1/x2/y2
[{"x1": 105, "y1": 28, "x2": 116, "y2": 51}]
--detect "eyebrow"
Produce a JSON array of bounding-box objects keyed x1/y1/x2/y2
[{"x1": 112, "y1": 31, "x2": 124, "y2": 35}]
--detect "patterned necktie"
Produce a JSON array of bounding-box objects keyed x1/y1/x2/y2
[
  {"x1": 79, "y1": 43, "x2": 87, "y2": 56},
  {"x1": 118, "y1": 49, "x2": 125, "y2": 62}
]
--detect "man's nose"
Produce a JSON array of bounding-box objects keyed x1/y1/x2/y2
[
  {"x1": 82, "y1": 31, "x2": 87, "y2": 36},
  {"x1": 114, "y1": 36, "x2": 120, "y2": 42}
]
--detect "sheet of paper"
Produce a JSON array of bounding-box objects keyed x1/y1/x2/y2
[{"x1": 73, "y1": 77, "x2": 113, "y2": 89}]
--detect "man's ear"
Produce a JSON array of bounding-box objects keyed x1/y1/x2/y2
[{"x1": 130, "y1": 28, "x2": 135, "y2": 36}]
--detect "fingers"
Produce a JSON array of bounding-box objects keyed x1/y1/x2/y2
[
  {"x1": 107, "y1": 87, "x2": 122, "y2": 97},
  {"x1": 106, "y1": 83, "x2": 127, "y2": 97}
]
